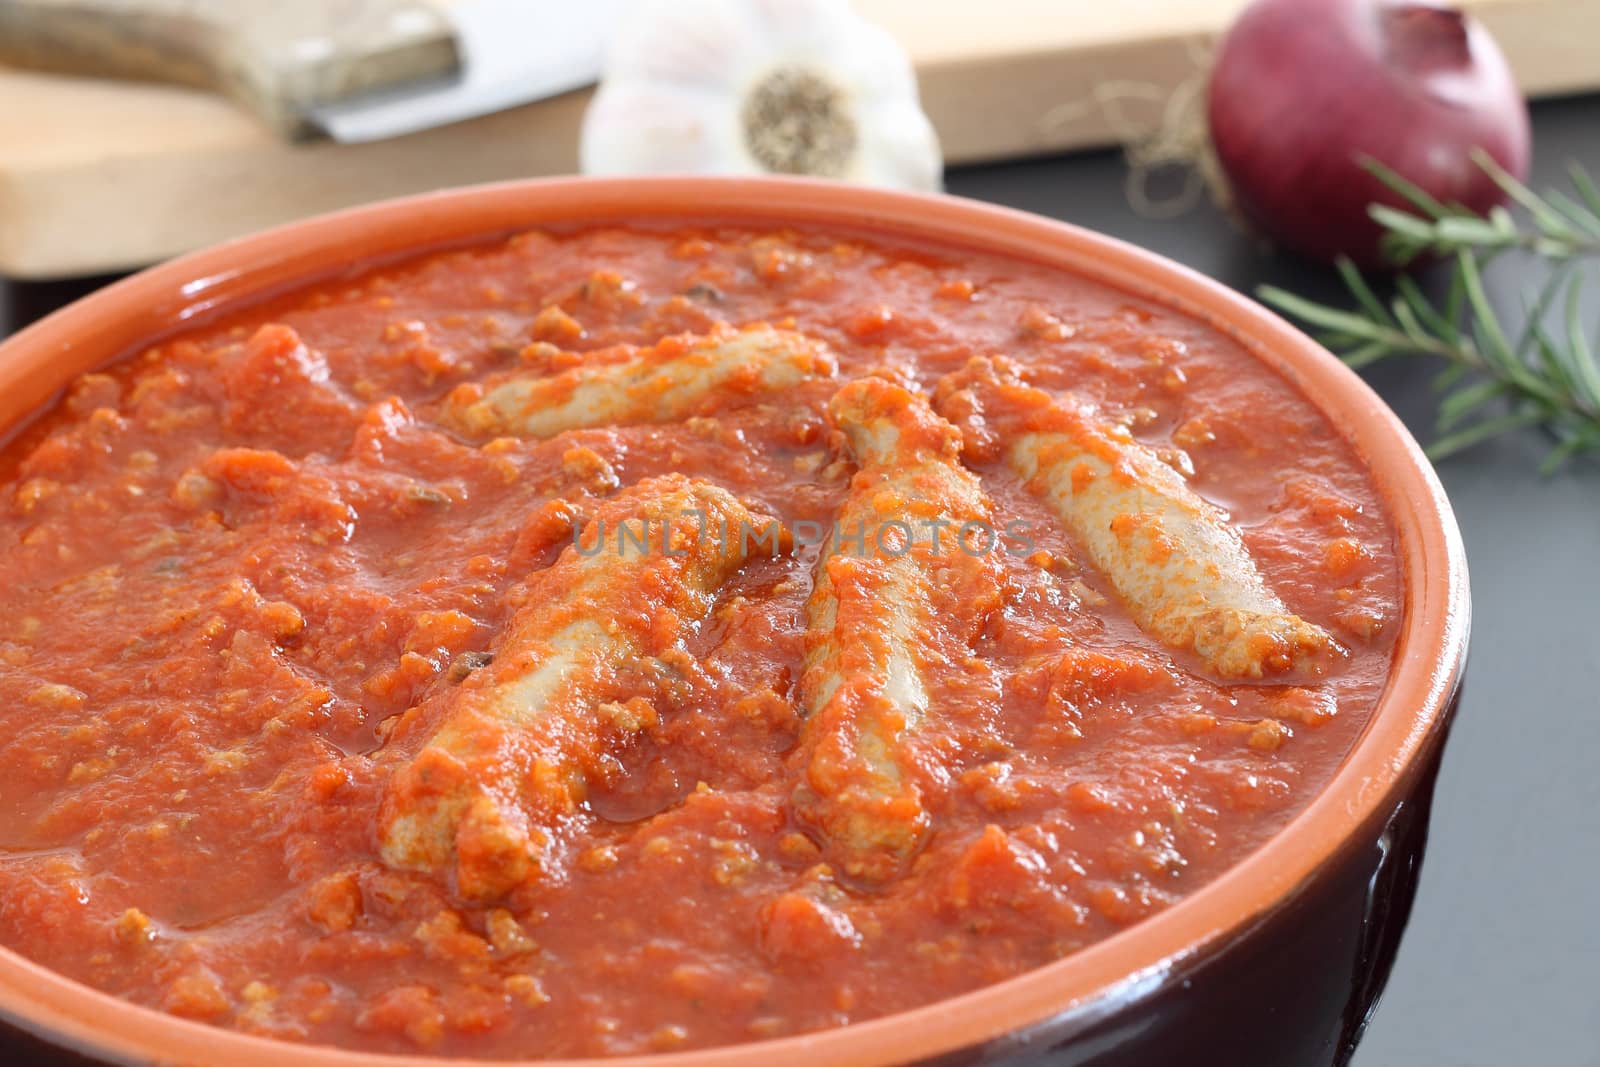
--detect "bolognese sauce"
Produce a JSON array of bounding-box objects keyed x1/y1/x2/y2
[{"x1": 0, "y1": 224, "x2": 1399, "y2": 1057}]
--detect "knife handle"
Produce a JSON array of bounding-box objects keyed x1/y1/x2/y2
[{"x1": 0, "y1": 0, "x2": 461, "y2": 138}]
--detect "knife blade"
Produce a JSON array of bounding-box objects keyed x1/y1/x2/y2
[{"x1": 310, "y1": 0, "x2": 625, "y2": 143}]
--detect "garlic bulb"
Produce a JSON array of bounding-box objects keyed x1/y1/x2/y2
[{"x1": 581, "y1": 0, "x2": 942, "y2": 191}]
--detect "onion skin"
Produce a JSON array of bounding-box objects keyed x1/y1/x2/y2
[{"x1": 1208, "y1": 0, "x2": 1532, "y2": 268}]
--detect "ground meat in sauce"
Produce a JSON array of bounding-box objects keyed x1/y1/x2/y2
[{"x1": 0, "y1": 225, "x2": 1400, "y2": 1057}]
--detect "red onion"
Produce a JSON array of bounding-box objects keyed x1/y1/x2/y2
[{"x1": 1207, "y1": 0, "x2": 1531, "y2": 268}]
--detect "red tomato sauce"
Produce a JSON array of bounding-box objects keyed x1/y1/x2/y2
[{"x1": 0, "y1": 225, "x2": 1400, "y2": 1057}]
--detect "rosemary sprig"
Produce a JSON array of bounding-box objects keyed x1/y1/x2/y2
[{"x1": 1259, "y1": 152, "x2": 1600, "y2": 471}]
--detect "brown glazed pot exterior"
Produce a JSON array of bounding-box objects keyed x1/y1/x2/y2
[{"x1": 0, "y1": 177, "x2": 1470, "y2": 1067}]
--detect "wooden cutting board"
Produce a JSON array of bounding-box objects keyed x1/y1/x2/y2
[{"x1": 0, "y1": 0, "x2": 1595, "y2": 279}]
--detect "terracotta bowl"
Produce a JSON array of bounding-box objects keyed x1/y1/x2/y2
[{"x1": 0, "y1": 177, "x2": 1470, "y2": 1067}]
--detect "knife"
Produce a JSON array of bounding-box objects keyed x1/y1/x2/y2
[{"x1": 0, "y1": 0, "x2": 623, "y2": 143}]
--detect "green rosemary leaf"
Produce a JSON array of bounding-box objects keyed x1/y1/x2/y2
[
  {"x1": 1442, "y1": 266, "x2": 1468, "y2": 331},
  {"x1": 1487, "y1": 205, "x2": 1519, "y2": 235},
  {"x1": 1473, "y1": 148, "x2": 1574, "y2": 238},
  {"x1": 1363, "y1": 159, "x2": 1444, "y2": 216},
  {"x1": 1437, "y1": 379, "x2": 1511, "y2": 430},
  {"x1": 1540, "y1": 436, "x2": 1587, "y2": 476},
  {"x1": 1389, "y1": 297, "x2": 1437, "y2": 348},
  {"x1": 1257, "y1": 286, "x2": 1387, "y2": 337},
  {"x1": 1337, "y1": 258, "x2": 1392, "y2": 324},
  {"x1": 1472, "y1": 314, "x2": 1554, "y2": 403},
  {"x1": 1549, "y1": 190, "x2": 1600, "y2": 240},
  {"x1": 1457, "y1": 252, "x2": 1518, "y2": 366},
  {"x1": 1529, "y1": 321, "x2": 1577, "y2": 396},
  {"x1": 1369, "y1": 205, "x2": 1439, "y2": 244},
  {"x1": 1394, "y1": 275, "x2": 1459, "y2": 344},
  {"x1": 1379, "y1": 231, "x2": 1425, "y2": 265},
  {"x1": 1341, "y1": 341, "x2": 1393, "y2": 370},
  {"x1": 1437, "y1": 215, "x2": 1512, "y2": 249},
  {"x1": 1571, "y1": 163, "x2": 1600, "y2": 220},
  {"x1": 1564, "y1": 272, "x2": 1600, "y2": 410},
  {"x1": 1514, "y1": 260, "x2": 1577, "y2": 358},
  {"x1": 1427, "y1": 408, "x2": 1546, "y2": 459},
  {"x1": 1432, "y1": 364, "x2": 1468, "y2": 391},
  {"x1": 1362, "y1": 157, "x2": 1454, "y2": 218}
]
